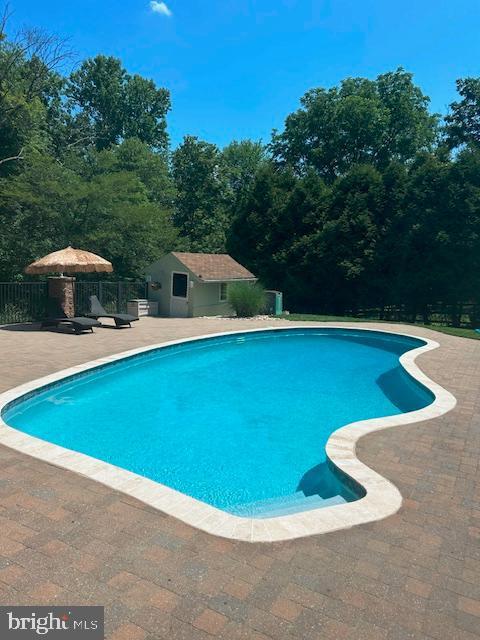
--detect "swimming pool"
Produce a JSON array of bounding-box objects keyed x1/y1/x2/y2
[{"x1": 2, "y1": 328, "x2": 437, "y2": 523}]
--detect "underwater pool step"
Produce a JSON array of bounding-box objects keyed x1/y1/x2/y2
[{"x1": 230, "y1": 492, "x2": 348, "y2": 518}]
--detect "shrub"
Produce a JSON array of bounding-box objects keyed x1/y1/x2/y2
[
  {"x1": 227, "y1": 282, "x2": 266, "y2": 317},
  {"x1": 0, "y1": 302, "x2": 32, "y2": 325}
]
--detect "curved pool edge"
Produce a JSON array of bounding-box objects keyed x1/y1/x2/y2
[{"x1": 0, "y1": 326, "x2": 457, "y2": 542}]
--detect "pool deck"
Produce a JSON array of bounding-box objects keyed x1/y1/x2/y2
[{"x1": 0, "y1": 317, "x2": 478, "y2": 639}]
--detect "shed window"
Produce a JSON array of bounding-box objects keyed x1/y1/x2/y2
[
  {"x1": 172, "y1": 272, "x2": 188, "y2": 298},
  {"x1": 219, "y1": 282, "x2": 228, "y2": 301}
]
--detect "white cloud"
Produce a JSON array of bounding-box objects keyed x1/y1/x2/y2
[{"x1": 150, "y1": 1, "x2": 172, "y2": 17}]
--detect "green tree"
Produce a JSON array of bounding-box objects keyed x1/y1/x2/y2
[
  {"x1": 78, "y1": 138, "x2": 176, "y2": 208},
  {"x1": 227, "y1": 164, "x2": 294, "y2": 278},
  {"x1": 271, "y1": 68, "x2": 438, "y2": 180},
  {"x1": 368, "y1": 161, "x2": 409, "y2": 311},
  {"x1": 0, "y1": 151, "x2": 178, "y2": 280},
  {"x1": 397, "y1": 151, "x2": 480, "y2": 321},
  {"x1": 67, "y1": 55, "x2": 170, "y2": 151},
  {"x1": 0, "y1": 154, "x2": 83, "y2": 278},
  {"x1": 228, "y1": 164, "x2": 330, "y2": 307},
  {"x1": 221, "y1": 140, "x2": 266, "y2": 210},
  {"x1": 172, "y1": 135, "x2": 229, "y2": 252},
  {"x1": 445, "y1": 78, "x2": 480, "y2": 149},
  {"x1": 0, "y1": 16, "x2": 71, "y2": 174},
  {"x1": 80, "y1": 171, "x2": 177, "y2": 277},
  {"x1": 296, "y1": 165, "x2": 384, "y2": 313}
]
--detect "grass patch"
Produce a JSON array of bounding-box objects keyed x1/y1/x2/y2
[{"x1": 280, "y1": 313, "x2": 480, "y2": 341}]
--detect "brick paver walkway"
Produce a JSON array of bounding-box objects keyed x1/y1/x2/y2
[{"x1": 0, "y1": 317, "x2": 478, "y2": 639}]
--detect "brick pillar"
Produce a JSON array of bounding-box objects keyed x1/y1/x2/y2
[{"x1": 48, "y1": 277, "x2": 76, "y2": 317}]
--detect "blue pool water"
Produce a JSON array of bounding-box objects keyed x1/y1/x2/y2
[{"x1": 3, "y1": 329, "x2": 433, "y2": 517}]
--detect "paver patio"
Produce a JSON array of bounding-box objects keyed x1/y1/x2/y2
[{"x1": 0, "y1": 317, "x2": 478, "y2": 639}]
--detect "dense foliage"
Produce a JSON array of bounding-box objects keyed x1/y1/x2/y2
[
  {"x1": 270, "y1": 69, "x2": 438, "y2": 180},
  {"x1": 1, "y1": 13, "x2": 479, "y2": 324}
]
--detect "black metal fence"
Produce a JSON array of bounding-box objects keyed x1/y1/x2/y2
[
  {"x1": 0, "y1": 281, "x2": 147, "y2": 325},
  {"x1": 0, "y1": 282, "x2": 48, "y2": 324},
  {"x1": 74, "y1": 281, "x2": 148, "y2": 315},
  {"x1": 347, "y1": 302, "x2": 480, "y2": 328}
]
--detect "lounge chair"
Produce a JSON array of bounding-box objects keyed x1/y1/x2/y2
[
  {"x1": 86, "y1": 295, "x2": 138, "y2": 328},
  {"x1": 40, "y1": 307, "x2": 101, "y2": 334}
]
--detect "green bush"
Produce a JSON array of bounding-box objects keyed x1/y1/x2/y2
[
  {"x1": 0, "y1": 302, "x2": 32, "y2": 325},
  {"x1": 227, "y1": 282, "x2": 266, "y2": 317}
]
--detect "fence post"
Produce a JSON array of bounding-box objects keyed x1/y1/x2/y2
[
  {"x1": 117, "y1": 281, "x2": 122, "y2": 313},
  {"x1": 98, "y1": 281, "x2": 103, "y2": 306},
  {"x1": 43, "y1": 282, "x2": 48, "y2": 318}
]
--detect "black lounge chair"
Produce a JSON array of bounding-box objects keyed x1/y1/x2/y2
[
  {"x1": 86, "y1": 295, "x2": 138, "y2": 328},
  {"x1": 40, "y1": 306, "x2": 101, "y2": 334}
]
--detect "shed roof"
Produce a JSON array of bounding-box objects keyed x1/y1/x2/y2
[{"x1": 171, "y1": 252, "x2": 256, "y2": 282}]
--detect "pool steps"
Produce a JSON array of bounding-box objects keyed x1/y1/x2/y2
[{"x1": 231, "y1": 492, "x2": 347, "y2": 518}]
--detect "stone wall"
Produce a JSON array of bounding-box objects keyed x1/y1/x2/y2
[{"x1": 47, "y1": 277, "x2": 75, "y2": 317}]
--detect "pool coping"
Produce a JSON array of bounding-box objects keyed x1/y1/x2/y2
[{"x1": 0, "y1": 326, "x2": 457, "y2": 542}]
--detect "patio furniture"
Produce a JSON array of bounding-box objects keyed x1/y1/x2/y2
[
  {"x1": 40, "y1": 309, "x2": 101, "y2": 334},
  {"x1": 25, "y1": 246, "x2": 114, "y2": 319},
  {"x1": 86, "y1": 295, "x2": 138, "y2": 328}
]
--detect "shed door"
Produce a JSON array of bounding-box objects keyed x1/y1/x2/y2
[{"x1": 170, "y1": 272, "x2": 189, "y2": 317}]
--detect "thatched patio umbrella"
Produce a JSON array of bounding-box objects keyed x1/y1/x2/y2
[
  {"x1": 25, "y1": 246, "x2": 113, "y2": 317},
  {"x1": 25, "y1": 246, "x2": 113, "y2": 276}
]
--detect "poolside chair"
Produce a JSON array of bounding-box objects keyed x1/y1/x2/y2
[
  {"x1": 86, "y1": 295, "x2": 138, "y2": 328},
  {"x1": 40, "y1": 304, "x2": 101, "y2": 334}
]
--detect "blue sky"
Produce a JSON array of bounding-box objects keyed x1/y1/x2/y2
[{"x1": 9, "y1": 0, "x2": 480, "y2": 148}]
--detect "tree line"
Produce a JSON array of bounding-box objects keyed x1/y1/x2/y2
[{"x1": 1, "y1": 12, "x2": 479, "y2": 322}]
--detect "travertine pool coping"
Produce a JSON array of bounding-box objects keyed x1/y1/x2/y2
[{"x1": 0, "y1": 326, "x2": 456, "y2": 542}]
